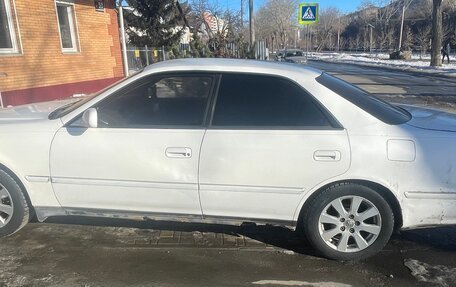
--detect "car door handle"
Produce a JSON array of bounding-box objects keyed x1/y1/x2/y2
[
  {"x1": 313, "y1": 150, "x2": 341, "y2": 161},
  {"x1": 165, "y1": 147, "x2": 192, "y2": 158}
]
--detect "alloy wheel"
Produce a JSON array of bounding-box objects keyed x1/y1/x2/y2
[
  {"x1": 0, "y1": 184, "x2": 14, "y2": 227},
  {"x1": 318, "y1": 195, "x2": 382, "y2": 253}
]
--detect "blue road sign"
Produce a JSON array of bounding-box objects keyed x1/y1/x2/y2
[{"x1": 299, "y1": 3, "x2": 319, "y2": 25}]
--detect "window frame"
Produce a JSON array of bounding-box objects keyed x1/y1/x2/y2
[
  {"x1": 0, "y1": 0, "x2": 19, "y2": 54},
  {"x1": 207, "y1": 72, "x2": 343, "y2": 130},
  {"x1": 55, "y1": 0, "x2": 79, "y2": 53},
  {"x1": 69, "y1": 72, "x2": 219, "y2": 130}
]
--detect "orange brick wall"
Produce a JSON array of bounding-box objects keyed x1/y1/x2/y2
[{"x1": 0, "y1": 0, "x2": 124, "y2": 105}]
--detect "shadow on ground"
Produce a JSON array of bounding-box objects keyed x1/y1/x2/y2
[
  {"x1": 45, "y1": 216, "x2": 456, "y2": 255},
  {"x1": 45, "y1": 216, "x2": 317, "y2": 255},
  {"x1": 397, "y1": 227, "x2": 456, "y2": 251}
]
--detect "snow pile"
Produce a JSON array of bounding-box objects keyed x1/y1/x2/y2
[
  {"x1": 310, "y1": 52, "x2": 456, "y2": 76},
  {"x1": 404, "y1": 258, "x2": 456, "y2": 287}
]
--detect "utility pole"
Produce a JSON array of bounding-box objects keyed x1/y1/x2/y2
[
  {"x1": 305, "y1": 25, "x2": 309, "y2": 60},
  {"x1": 295, "y1": 28, "x2": 298, "y2": 49},
  {"x1": 240, "y1": 0, "x2": 244, "y2": 28},
  {"x1": 430, "y1": 0, "x2": 443, "y2": 66},
  {"x1": 249, "y1": 0, "x2": 255, "y2": 50},
  {"x1": 118, "y1": 0, "x2": 129, "y2": 77},
  {"x1": 337, "y1": 18, "x2": 340, "y2": 52},
  {"x1": 398, "y1": 4, "x2": 406, "y2": 51},
  {"x1": 368, "y1": 24, "x2": 374, "y2": 53}
]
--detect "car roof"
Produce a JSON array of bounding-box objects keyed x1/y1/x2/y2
[{"x1": 143, "y1": 58, "x2": 321, "y2": 79}]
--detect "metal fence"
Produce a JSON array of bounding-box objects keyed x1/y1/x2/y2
[
  {"x1": 126, "y1": 46, "x2": 166, "y2": 72},
  {"x1": 126, "y1": 44, "x2": 194, "y2": 72}
]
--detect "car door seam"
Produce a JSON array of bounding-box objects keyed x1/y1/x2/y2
[
  {"x1": 47, "y1": 120, "x2": 67, "y2": 209},
  {"x1": 197, "y1": 129, "x2": 208, "y2": 219}
]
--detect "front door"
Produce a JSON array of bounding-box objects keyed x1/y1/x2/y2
[
  {"x1": 50, "y1": 73, "x2": 215, "y2": 216},
  {"x1": 199, "y1": 73, "x2": 351, "y2": 222}
]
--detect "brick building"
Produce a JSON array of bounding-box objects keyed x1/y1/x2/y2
[{"x1": 0, "y1": 0, "x2": 124, "y2": 106}]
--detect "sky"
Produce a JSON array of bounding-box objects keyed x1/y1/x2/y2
[{"x1": 215, "y1": 0, "x2": 364, "y2": 14}]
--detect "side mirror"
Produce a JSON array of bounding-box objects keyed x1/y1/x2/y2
[{"x1": 81, "y1": 108, "x2": 98, "y2": 128}]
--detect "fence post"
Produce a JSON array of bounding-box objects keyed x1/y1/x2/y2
[
  {"x1": 162, "y1": 46, "x2": 166, "y2": 61},
  {"x1": 145, "y1": 45, "x2": 150, "y2": 66}
]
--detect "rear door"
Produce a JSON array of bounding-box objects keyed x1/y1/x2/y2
[{"x1": 199, "y1": 73, "x2": 351, "y2": 222}]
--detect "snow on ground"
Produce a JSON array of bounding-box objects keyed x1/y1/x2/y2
[
  {"x1": 404, "y1": 258, "x2": 456, "y2": 287},
  {"x1": 310, "y1": 52, "x2": 456, "y2": 76}
]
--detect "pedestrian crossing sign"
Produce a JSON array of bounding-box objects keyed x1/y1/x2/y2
[{"x1": 299, "y1": 3, "x2": 318, "y2": 25}]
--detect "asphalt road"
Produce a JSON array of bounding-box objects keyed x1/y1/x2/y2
[
  {"x1": 308, "y1": 60, "x2": 456, "y2": 112},
  {"x1": 1, "y1": 61, "x2": 456, "y2": 287}
]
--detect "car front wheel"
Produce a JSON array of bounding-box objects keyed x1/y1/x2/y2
[
  {"x1": 0, "y1": 169, "x2": 31, "y2": 237},
  {"x1": 303, "y1": 183, "x2": 394, "y2": 260}
]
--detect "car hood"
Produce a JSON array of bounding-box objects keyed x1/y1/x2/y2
[
  {"x1": 0, "y1": 99, "x2": 77, "y2": 121},
  {"x1": 401, "y1": 105, "x2": 456, "y2": 132}
]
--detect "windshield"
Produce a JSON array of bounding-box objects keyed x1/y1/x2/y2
[
  {"x1": 316, "y1": 73, "x2": 411, "y2": 125},
  {"x1": 48, "y1": 75, "x2": 135, "y2": 120}
]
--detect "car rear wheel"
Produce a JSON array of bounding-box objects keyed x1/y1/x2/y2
[
  {"x1": 302, "y1": 183, "x2": 394, "y2": 260},
  {"x1": 0, "y1": 169, "x2": 31, "y2": 237}
]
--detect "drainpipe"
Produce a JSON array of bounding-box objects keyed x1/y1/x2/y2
[
  {"x1": 118, "y1": 2, "x2": 129, "y2": 77},
  {"x1": 0, "y1": 72, "x2": 6, "y2": 108}
]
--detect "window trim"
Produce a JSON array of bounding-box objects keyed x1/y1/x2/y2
[
  {"x1": 207, "y1": 72, "x2": 343, "y2": 130},
  {"x1": 55, "y1": 0, "x2": 79, "y2": 53},
  {"x1": 0, "y1": 0, "x2": 19, "y2": 54},
  {"x1": 67, "y1": 72, "x2": 219, "y2": 129}
]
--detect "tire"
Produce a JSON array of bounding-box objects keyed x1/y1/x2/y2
[
  {"x1": 0, "y1": 169, "x2": 31, "y2": 237},
  {"x1": 302, "y1": 183, "x2": 394, "y2": 260}
]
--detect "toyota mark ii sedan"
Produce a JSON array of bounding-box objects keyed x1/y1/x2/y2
[{"x1": 0, "y1": 59, "x2": 455, "y2": 260}]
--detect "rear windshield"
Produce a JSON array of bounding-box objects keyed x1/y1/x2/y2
[{"x1": 316, "y1": 73, "x2": 411, "y2": 125}]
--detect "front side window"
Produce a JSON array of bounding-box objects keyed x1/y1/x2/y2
[
  {"x1": 96, "y1": 75, "x2": 213, "y2": 128},
  {"x1": 0, "y1": 0, "x2": 18, "y2": 53},
  {"x1": 211, "y1": 74, "x2": 337, "y2": 129},
  {"x1": 56, "y1": 1, "x2": 78, "y2": 52}
]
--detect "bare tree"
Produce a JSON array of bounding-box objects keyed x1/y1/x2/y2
[
  {"x1": 415, "y1": 23, "x2": 431, "y2": 58},
  {"x1": 255, "y1": 0, "x2": 298, "y2": 49},
  {"x1": 430, "y1": 0, "x2": 443, "y2": 66},
  {"x1": 187, "y1": 0, "x2": 243, "y2": 57},
  {"x1": 361, "y1": 0, "x2": 402, "y2": 52},
  {"x1": 444, "y1": 0, "x2": 456, "y2": 10},
  {"x1": 188, "y1": 0, "x2": 222, "y2": 40},
  {"x1": 314, "y1": 8, "x2": 343, "y2": 51},
  {"x1": 401, "y1": 26, "x2": 414, "y2": 51}
]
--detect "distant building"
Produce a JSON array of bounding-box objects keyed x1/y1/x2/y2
[
  {"x1": 0, "y1": 0, "x2": 124, "y2": 106},
  {"x1": 203, "y1": 11, "x2": 225, "y2": 34}
]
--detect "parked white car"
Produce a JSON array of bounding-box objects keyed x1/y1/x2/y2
[{"x1": 0, "y1": 59, "x2": 455, "y2": 260}]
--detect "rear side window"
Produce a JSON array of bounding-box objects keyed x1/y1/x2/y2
[
  {"x1": 316, "y1": 73, "x2": 411, "y2": 125},
  {"x1": 211, "y1": 74, "x2": 339, "y2": 129}
]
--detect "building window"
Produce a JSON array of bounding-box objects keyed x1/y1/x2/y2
[
  {"x1": 0, "y1": 0, "x2": 18, "y2": 53},
  {"x1": 56, "y1": 1, "x2": 78, "y2": 52}
]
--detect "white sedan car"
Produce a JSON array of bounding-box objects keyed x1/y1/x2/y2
[{"x1": 0, "y1": 59, "x2": 455, "y2": 260}]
